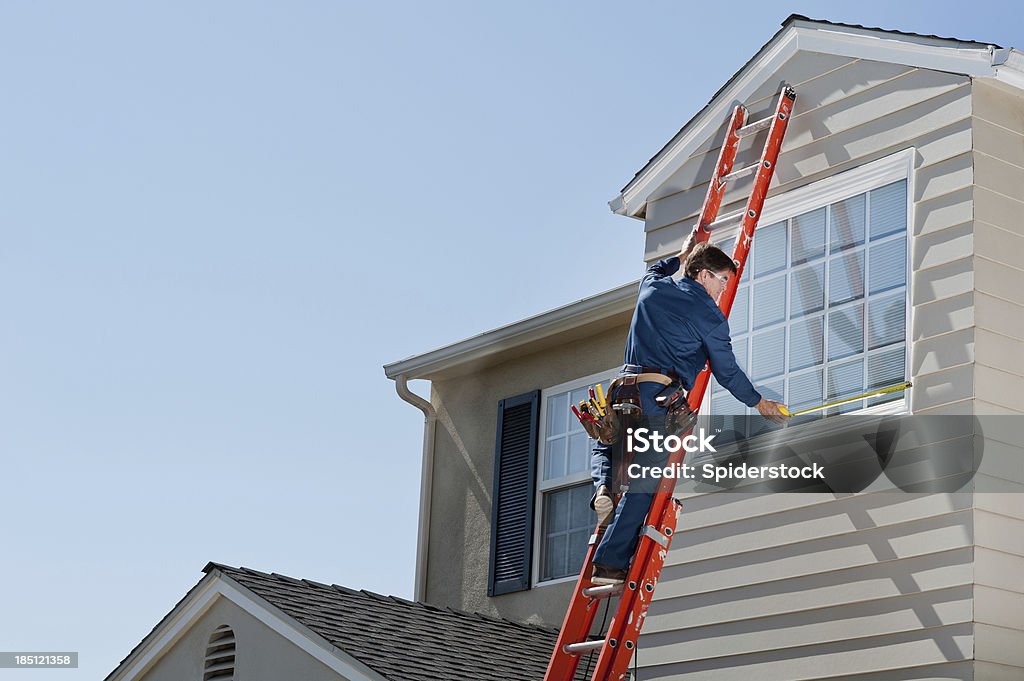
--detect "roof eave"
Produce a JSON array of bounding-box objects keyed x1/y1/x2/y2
[{"x1": 383, "y1": 281, "x2": 637, "y2": 382}]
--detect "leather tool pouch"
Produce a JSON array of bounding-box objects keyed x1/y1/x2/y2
[
  {"x1": 593, "y1": 376, "x2": 642, "y2": 445},
  {"x1": 658, "y1": 383, "x2": 699, "y2": 437}
]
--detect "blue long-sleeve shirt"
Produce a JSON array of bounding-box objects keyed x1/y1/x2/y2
[{"x1": 624, "y1": 256, "x2": 762, "y2": 408}]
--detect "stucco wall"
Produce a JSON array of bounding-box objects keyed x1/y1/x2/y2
[{"x1": 424, "y1": 318, "x2": 628, "y2": 624}]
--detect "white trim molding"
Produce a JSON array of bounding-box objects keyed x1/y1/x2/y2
[{"x1": 611, "y1": 18, "x2": 1020, "y2": 219}]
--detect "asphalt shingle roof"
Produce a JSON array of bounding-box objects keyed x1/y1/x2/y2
[{"x1": 206, "y1": 563, "x2": 592, "y2": 681}]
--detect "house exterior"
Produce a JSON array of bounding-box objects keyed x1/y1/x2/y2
[{"x1": 383, "y1": 15, "x2": 1024, "y2": 680}]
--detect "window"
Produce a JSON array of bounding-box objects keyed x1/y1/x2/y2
[
  {"x1": 710, "y1": 154, "x2": 910, "y2": 434},
  {"x1": 534, "y1": 369, "x2": 615, "y2": 583}
]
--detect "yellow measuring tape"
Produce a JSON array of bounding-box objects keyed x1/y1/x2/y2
[{"x1": 778, "y1": 381, "x2": 913, "y2": 417}]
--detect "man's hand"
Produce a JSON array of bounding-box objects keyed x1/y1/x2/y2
[
  {"x1": 755, "y1": 398, "x2": 790, "y2": 424},
  {"x1": 677, "y1": 230, "x2": 698, "y2": 262}
]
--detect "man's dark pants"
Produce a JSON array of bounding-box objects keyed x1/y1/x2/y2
[{"x1": 590, "y1": 382, "x2": 671, "y2": 571}]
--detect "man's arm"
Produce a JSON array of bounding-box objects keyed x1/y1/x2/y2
[
  {"x1": 677, "y1": 228, "x2": 699, "y2": 262},
  {"x1": 645, "y1": 231, "x2": 703, "y2": 284},
  {"x1": 643, "y1": 255, "x2": 681, "y2": 283},
  {"x1": 705, "y1": 320, "x2": 789, "y2": 424}
]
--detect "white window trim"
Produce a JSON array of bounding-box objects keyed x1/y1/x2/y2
[
  {"x1": 532, "y1": 367, "x2": 618, "y2": 588},
  {"x1": 707, "y1": 147, "x2": 915, "y2": 417}
]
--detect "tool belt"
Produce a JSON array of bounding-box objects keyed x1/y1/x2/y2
[{"x1": 576, "y1": 368, "x2": 676, "y2": 445}]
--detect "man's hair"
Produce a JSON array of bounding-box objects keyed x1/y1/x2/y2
[{"x1": 684, "y1": 242, "x2": 738, "y2": 279}]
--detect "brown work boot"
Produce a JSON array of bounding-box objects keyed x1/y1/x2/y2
[
  {"x1": 594, "y1": 485, "x2": 615, "y2": 527},
  {"x1": 591, "y1": 564, "x2": 627, "y2": 585}
]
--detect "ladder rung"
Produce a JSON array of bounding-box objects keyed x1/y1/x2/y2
[
  {"x1": 564, "y1": 640, "x2": 605, "y2": 655},
  {"x1": 582, "y1": 583, "x2": 624, "y2": 599},
  {"x1": 736, "y1": 115, "x2": 774, "y2": 138},
  {"x1": 721, "y1": 162, "x2": 760, "y2": 184},
  {"x1": 704, "y1": 209, "x2": 745, "y2": 231}
]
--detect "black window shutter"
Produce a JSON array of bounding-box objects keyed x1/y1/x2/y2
[{"x1": 488, "y1": 389, "x2": 540, "y2": 596}]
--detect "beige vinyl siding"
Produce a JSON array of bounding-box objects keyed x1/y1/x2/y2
[
  {"x1": 972, "y1": 80, "x2": 1024, "y2": 420},
  {"x1": 632, "y1": 53, "x2": 983, "y2": 679},
  {"x1": 970, "y1": 80, "x2": 1024, "y2": 678}
]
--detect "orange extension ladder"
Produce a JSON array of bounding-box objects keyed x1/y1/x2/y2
[{"x1": 543, "y1": 85, "x2": 797, "y2": 681}]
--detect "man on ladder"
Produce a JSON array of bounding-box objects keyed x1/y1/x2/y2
[
  {"x1": 546, "y1": 85, "x2": 797, "y2": 681},
  {"x1": 590, "y1": 239, "x2": 790, "y2": 585}
]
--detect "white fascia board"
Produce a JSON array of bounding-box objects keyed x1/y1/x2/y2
[
  {"x1": 611, "y1": 22, "x2": 999, "y2": 219},
  {"x1": 106, "y1": 572, "x2": 387, "y2": 681},
  {"x1": 383, "y1": 281, "x2": 637, "y2": 381},
  {"x1": 993, "y1": 48, "x2": 1024, "y2": 91},
  {"x1": 790, "y1": 23, "x2": 995, "y2": 76}
]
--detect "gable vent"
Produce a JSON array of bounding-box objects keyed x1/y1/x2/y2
[{"x1": 202, "y1": 625, "x2": 236, "y2": 681}]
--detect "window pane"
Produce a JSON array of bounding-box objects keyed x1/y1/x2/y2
[
  {"x1": 790, "y1": 316, "x2": 824, "y2": 371},
  {"x1": 868, "y1": 347, "x2": 905, "y2": 389},
  {"x1": 868, "y1": 347, "x2": 906, "y2": 406},
  {"x1": 792, "y1": 207, "x2": 826, "y2": 265},
  {"x1": 827, "y1": 358, "x2": 865, "y2": 413},
  {"x1": 750, "y1": 378, "x2": 785, "y2": 436},
  {"x1": 569, "y1": 388, "x2": 589, "y2": 414},
  {"x1": 753, "y1": 276, "x2": 787, "y2": 329},
  {"x1": 869, "y1": 239, "x2": 906, "y2": 294},
  {"x1": 711, "y1": 389, "x2": 748, "y2": 438},
  {"x1": 829, "y1": 250, "x2": 865, "y2": 306},
  {"x1": 568, "y1": 484, "x2": 593, "y2": 528},
  {"x1": 868, "y1": 294, "x2": 906, "y2": 350},
  {"x1": 828, "y1": 304, "x2": 865, "y2": 361},
  {"x1": 830, "y1": 194, "x2": 866, "y2": 252},
  {"x1": 751, "y1": 327, "x2": 785, "y2": 380},
  {"x1": 791, "y1": 263, "x2": 825, "y2": 318},
  {"x1": 545, "y1": 437, "x2": 567, "y2": 480},
  {"x1": 733, "y1": 335, "x2": 748, "y2": 374},
  {"x1": 759, "y1": 379, "x2": 784, "y2": 402},
  {"x1": 547, "y1": 393, "x2": 568, "y2": 436},
  {"x1": 544, "y1": 535, "x2": 567, "y2": 581},
  {"x1": 542, "y1": 484, "x2": 593, "y2": 581},
  {"x1": 712, "y1": 389, "x2": 747, "y2": 415},
  {"x1": 546, "y1": 488, "x2": 569, "y2": 533},
  {"x1": 870, "y1": 180, "x2": 907, "y2": 240},
  {"x1": 789, "y1": 369, "x2": 824, "y2": 412},
  {"x1": 717, "y1": 236, "x2": 736, "y2": 256},
  {"x1": 729, "y1": 285, "x2": 749, "y2": 335},
  {"x1": 753, "y1": 221, "x2": 787, "y2": 277},
  {"x1": 567, "y1": 432, "x2": 589, "y2": 476},
  {"x1": 567, "y1": 530, "x2": 588, "y2": 572}
]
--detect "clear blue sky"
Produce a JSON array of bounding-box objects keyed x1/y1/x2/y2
[{"x1": 0, "y1": 2, "x2": 1018, "y2": 679}]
